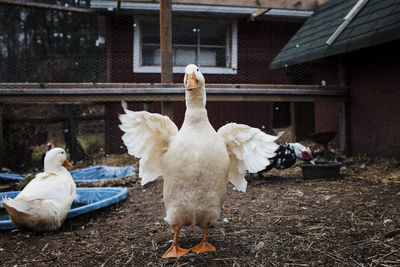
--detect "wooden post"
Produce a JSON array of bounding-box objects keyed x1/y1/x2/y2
[
  {"x1": 160, "y1": 0, "x2": 174, "y2": 120},
  {"x1": 248, "y1": 8, "x2": 270, "y2": 22},
  {"x1": 337, "y1": 55, "x2": 351, "y2": 155},
  {"x1": 0, "y1": 105, "x2": 3, "y2": 167},
  {"x1": 290, "y1": 102, "x2": 296, "y2": 142},
  {"x1": 339, "y1": 103, "x2": 348, "y2": 152},
  {"x1": 160, "y1": 0, "x2": 173, "y2": 81},
  {"x1": 143, "y1": 102, "x2": 153, "y2": 112},
  {"x1": 69, "y1": 106, "x2": 77, "y2": 163}
]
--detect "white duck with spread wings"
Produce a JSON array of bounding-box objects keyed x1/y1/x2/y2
[{"x1": 119, "y1": 64, "x2": 280, "y2": 258}]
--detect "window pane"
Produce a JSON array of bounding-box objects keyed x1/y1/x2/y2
[
  {"x1": 142, "y1": 24, "x2": 160, "y2": 44},
  {"x1": 199, "y1": 49, "x2": 216, "y2": 67},
  {"x1": 200, "y1": 48, "x2": 226, "y2": 67},
  {"x1": 172, "y1": 24, "x2": 197, "y2": 45},
  {"x1": 142, "y1": 45, "x2": 160, "y2": 66},
  {"x1": 174, "y1": 48, "x2": 196, "y2": 66},
  {"x1": 200, "y1": 25, "x2": 227, "y2": 46},
  {"x1": 139, "y1": 21, "x2": 232, "y2": 68}
]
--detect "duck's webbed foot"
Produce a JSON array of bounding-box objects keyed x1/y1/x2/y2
[
  {"x1": 162, "y1": 225, "x2": 190, "y2": 258},
  {"x1": 162, "y1": 243, "x2": 190, "y2": 258},
  {"x1": 190, "y1": 226, "x2": 216, "y2": 254},
  {"x1": 190, "y1": 240, "x2": 216, "y2": 254}
]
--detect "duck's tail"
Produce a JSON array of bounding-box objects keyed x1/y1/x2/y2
[
  {"x1": 2, "y1": 198, "x2": 61, "y2": 231},
  {"x1": 2, "y1": 198, "x2": 28, "y2": 227}
]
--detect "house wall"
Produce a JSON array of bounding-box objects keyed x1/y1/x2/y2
[
  {"x1": 106, "y1": 16, "x2": 302, "y2": 84},
  {"x1": 104, "y1": 15, "x2": 308, "y2": 154},
  {"x1": 311, "y1": 40, "x2": 400, "y2": 156},
  {"x1": 314, "y1": 103, "x2": 340, "y2": 148},
  {"x1": 348, "y1": 40, "x2": 400, "y2": 158}
]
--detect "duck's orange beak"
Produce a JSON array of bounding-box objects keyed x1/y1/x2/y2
[
  {"x1": 185, "y1": 72, "x2": 197, "y2": 91},
  {"x1": 63, "y1": 159, "x2": 73, "y2": 169}
]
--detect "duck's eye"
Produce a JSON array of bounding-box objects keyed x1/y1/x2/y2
[{"x1": 197, "y1": 68, "x2": 199, "y2": 71}]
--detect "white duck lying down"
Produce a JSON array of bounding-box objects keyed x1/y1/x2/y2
[
  {"x1": 119, "y1": 64, "x2": 280, "y2": 258},
  {"x1": 2, "y1": 148, "x2": 76, "y2": 231}
]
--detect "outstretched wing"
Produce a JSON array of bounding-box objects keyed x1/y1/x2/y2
[
  {"x1": 119, "y1": 101, "x2": 178, "y2": 185},
  {"x1": 217, "y1": 123, "x2": 281, "y2": 192}
]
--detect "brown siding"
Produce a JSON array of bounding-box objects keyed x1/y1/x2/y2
[
  {"x1": 349, "y1": 41, "x2": 400, "y2": 157},
  {"x1": 314, "y1": 103, "x2": 339, "y2": 148},
  {"x1": 311, "y1": 41, "x2": 400, "y2": 156}
]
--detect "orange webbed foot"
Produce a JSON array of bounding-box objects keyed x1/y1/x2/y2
[
  {"x1": 162, "y1": 225, "x2": 190, "y2": 258},
  {"x1": 190, "y1": 241, "x2": 216, "y2": 254},
  {"x1": 162, "y1": 243, "x2": 190, "y2": 258}
]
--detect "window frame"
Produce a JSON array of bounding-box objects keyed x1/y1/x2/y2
[{"x1": 133, "y1": 16, "x2": 238, "y2": 74}]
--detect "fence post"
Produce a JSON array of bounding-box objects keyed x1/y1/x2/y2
[
  {"x1": 160, "y1": 0, "x2": 174, "y2": 120},
  {"x1": 69, "y1": 105, "x2": 77, "y2": 163},
  {"x1": 337, "y1": 55, "x2": 351, "y2": 155},
  {"x1": 0, "y1": 105, "x2": 3, "y2": 167}
]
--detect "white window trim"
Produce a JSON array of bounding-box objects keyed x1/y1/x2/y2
[{"x1": 133, "y1": 17, "x2": 238, "y2": 74}]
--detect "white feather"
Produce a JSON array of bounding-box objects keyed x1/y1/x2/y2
[
  {"x1": 119, "y1": 101, "x2": 178, "y2": 185},
  {"x1": 218, "y1": 123, "x2": 281, "y2": 192}
]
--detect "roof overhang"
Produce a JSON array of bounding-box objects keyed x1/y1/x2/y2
[
  {"x1": 91, "y1": 1, "x2": 313, "y2": 19},
  {"x1": 270, "y1": 0, "x2": 400, "y2": 70},
  {"x1": 105, "y1": 0, "x2": 317, "y2": 10}
]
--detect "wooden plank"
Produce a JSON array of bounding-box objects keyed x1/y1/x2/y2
[
  {"x1": 0, "y1": 94, "x2": 348, "y2": 104},
  {"x1": 8, "y1": 115, "x2": 104, "y2": 123},
  {"x1": 0, "y1": 83, "x2": 347, "y2": 90},
  {"x1": 119, "y1": 0, "x2": 318, "y2": 10},
  {"x1": 317, "y1": 0, "x2": 330, "y2": 6},
  {"x1": 249, "y1": 8, "x2": 270, "y2": 21},
  {"x1": 0, "y1": 87, "x2": 349, "y2": 95},
  {"x1": 0, "y1": 0, "x2": 96, "y2": 13},
  {"x1": 0, "y1": 86, "x2": 350, "y2": 103}
]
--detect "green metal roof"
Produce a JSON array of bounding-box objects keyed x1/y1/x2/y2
[{"x1": 270, "y1": 0, "x2": 400, "y2": 70}]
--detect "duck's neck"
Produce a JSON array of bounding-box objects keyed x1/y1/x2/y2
[
  {"x1": 185, "y1": 85, "x2": 206, "y2": 109},
  {"x1": 184, "y1": 86, "x2": 209, "y2": 124},
  {"x1": 44, "y1": 161, "x2": 64, "y2": 173}
]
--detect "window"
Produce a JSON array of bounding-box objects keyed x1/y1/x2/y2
[{"x1": 133, "y1": 17, "x2": 237, "y2": 74}]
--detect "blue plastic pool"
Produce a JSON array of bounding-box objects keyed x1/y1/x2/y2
[
  {"x1": 0, "y1": 187, "x2": 128, "y2": 230},
  {"x1": 0, "y1": 165, "x2": 135, "y2": 183}
]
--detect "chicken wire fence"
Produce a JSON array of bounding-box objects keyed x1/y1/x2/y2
[{"x1": 0, "y1": 1, "x2": 339, "y2": 173}]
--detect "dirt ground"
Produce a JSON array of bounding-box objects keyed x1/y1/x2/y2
[{"x1": 1, "y1": 156, "x2": 400, "y2": 266}]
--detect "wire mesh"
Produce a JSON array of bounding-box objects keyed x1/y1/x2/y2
[{"x1": 0, "y1": 2, "x2": 341, "y2": 173}]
